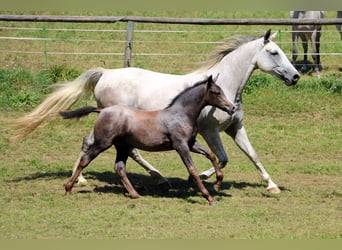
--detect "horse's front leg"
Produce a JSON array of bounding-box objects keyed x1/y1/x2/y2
[
  {"x1": 129, "y1": 148, "x2": 171, "y2": 191},
  {"x1": 225, "y1": 123, "x2": 281, "y2": 194},
  {"x1": 190, "y1": 141, "x2": 223, "y2": 191},
  {"x1": 311, "y1": 29, "x2": 322, "y2": 76},
  {"x1": 175, "y1": 143, "x2": 214, "y2": 205},
  {"x1": 292, "y1": 32, "x2": 299, "y2": 65},
  {"x1": 197, "y1": 129, "x2": 229, "y2": 180}
]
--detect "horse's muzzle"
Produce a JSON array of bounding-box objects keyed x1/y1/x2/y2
[{"x1": 291, "y1": 74, "x2": 300, "y2": 85}]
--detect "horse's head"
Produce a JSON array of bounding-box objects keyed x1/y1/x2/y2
[
  {"x1": 205, "y1": 74, "x2": 236, "y2": 115},
  {"x1": 256, "y1": 29, "x2": 300, "y2": 86}
]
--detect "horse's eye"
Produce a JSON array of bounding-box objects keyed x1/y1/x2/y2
[{"x1": 270, "y1": 50, "x2": 278, "y2": 56}]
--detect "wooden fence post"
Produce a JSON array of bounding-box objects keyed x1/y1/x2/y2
[{"x1": 124, "y1": 21, "x2": 134, "y2": 67}]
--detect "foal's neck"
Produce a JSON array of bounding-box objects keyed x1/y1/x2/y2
[{"x1": 166, "y1": 85, "x2": 207, "y2": 123}]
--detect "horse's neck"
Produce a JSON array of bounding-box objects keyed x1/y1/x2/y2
[{"x1": 209, "y1": 42, "x2": 259, "y2": 103}]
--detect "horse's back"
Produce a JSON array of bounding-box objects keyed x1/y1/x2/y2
[
  {"x1": 94, "y1": 67, "x2": 201, "y2": 110},
  {"x1": 291, "y1": 11, "x2": 324, "y2": 31}
]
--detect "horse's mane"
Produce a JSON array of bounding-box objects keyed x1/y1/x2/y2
[
  {"x1": 194, "y1": 35, "x2": 259, "y2": 72},
  {"x1": 166, "y1": 77, "x2": 208, "y2": 108}
]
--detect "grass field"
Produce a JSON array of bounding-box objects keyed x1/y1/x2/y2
[{"x1": 0, "y1": 11, "x2": 341, "y2": 239}]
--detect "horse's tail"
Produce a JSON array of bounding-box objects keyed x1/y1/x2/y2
[
  {"x1": 60, "y1": 106, "x2": 100, "y2": 119},
  {"x1": 6, "y1": 67, "x2": 104, "y2": 142}
]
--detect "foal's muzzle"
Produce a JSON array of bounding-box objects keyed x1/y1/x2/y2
[{"x1": 224, "y1": 104, "x2": 237, "y2": 115}]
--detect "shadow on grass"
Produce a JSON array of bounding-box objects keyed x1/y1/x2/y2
[{"x1": 8, "y1": 170, "x2": 288, "y2": 203}]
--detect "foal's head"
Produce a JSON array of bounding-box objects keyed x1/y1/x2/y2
[{"x1": 205, "y1": 75, "x2": 236, "y2": 115}]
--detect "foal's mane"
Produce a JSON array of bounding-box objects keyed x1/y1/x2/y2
[
  {"x1": 194, "y1": 35, "x2": 259, "y2": 72},
  {"x1": 166, "y1": 78, "x2": 209, "y2": 108}
]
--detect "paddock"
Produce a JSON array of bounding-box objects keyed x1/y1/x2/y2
[{"x1": 0, "y1": 11, "x2": 341, "y2": 239}]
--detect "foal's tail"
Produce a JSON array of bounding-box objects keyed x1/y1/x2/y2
[
  {"x1": 60, "y1": 106, "x2": 100, "y2": 119},
  {"x1": 6, "y1": 67, "x2": 105, "y2": 142}
]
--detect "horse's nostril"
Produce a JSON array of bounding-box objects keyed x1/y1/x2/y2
[{"x1": 292, "y1": 74, "x2": 300, "y2": 84}]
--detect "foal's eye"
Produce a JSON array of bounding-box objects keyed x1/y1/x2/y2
[{"x1": 210, "y1": 90, "x2": 220, "y2": 95}]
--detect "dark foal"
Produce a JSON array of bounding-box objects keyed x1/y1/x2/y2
[{"x1": 60, "y1": 75, "x2": 236, "y2": 205}]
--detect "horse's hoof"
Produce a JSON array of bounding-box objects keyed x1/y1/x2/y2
[
  {"x1": 267, "y1": 186, "x2": 281, "y2": 194},
  {"x1": 199, "y1": 173, "x2": 210, "y2": 180},
  {"x1": 76, "y1": 179, "x2": 88, "y2": 186}
]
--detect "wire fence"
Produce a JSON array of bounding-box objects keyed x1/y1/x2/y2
[{"x1": 0, "y1": 16, "x2": 342, "y2": 73}]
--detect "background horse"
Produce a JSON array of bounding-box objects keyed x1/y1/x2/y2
[
  {"x1": 61, "y1": 75, "x2": 236, "y2": 205},
  {"x1": 291, "y1": 11, "x2": 324, "y2": 77},
  {"x1": 337, "y1": 11, "x2": 342, "y2": 40},
  {"x1": 8, "y1": 30, "x2": 300, "y2": 194}
]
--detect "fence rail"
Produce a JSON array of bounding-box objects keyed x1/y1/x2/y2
[
  {"x1": 1, "y1": 15, "x2": 342, "y2": 72},
  {"x1": 1, "y1": 15, "x2": 342, "y2": 25}
]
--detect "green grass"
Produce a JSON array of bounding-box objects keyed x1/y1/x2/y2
[
  {"x1": 0, "y1": 11, "x2": 341, "y2": 239},
  {"x1": 0, "y1": 81, "x2": 341, "y2": 239}
]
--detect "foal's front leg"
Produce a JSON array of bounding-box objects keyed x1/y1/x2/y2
[
  {"x1": 175, "y1": 143, "x2": 214, "y2": 205},
  {"x1": 190, "y1": 141, "x2": 223, "y2": 191}
]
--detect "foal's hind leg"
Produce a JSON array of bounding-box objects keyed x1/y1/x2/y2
[
  {"x1": 71, "y1": 130, "x2": 95, "y2": 185},
  {"x1": 190, "y1": 141, "x2": 223, "y2": 191},
  {"x1": 66, "y1": 130, "x2": 111, "y2": 194},
  {"x1": 65, "y1": 146, "x2": 104, "y2": 195},
  {"x1": 115, "y1": 148, "x2": 141, "y2": 199}
]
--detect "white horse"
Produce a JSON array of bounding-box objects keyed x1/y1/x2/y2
[
  {"x1": 291, "y1": 11, "x2": 324, "y2": 77},
  {"x1": 9, "y1": 30, "x2": 300, "y2": 194}
]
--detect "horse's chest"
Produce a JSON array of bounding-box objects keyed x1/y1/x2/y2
[{"x1": 198, "y1": 106, "x2": 243, "y2": 132}]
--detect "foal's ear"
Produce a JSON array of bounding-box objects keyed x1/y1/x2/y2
[{"x1": 207, "y1": 75, "x2": 213, "y2": 87}]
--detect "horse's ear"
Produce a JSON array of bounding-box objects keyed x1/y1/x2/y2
[
  {"x1": 212, "y1": 73, "x2": 220, "y2": 82},
  {"x1": 207, "y1": 75, "x2": 213, "y2": 87},
  {"x1": 270, "y1": 31, "x2": 278, "y2": 41},
  {"x1": 264, "y1": 29, "x2": 271, "y2": 43}
]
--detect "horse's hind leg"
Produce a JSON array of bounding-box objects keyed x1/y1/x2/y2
[
  {"x1": 115, "y1": 148, "x2": 141, "y2": 199},
  {"x1": 71, "y1": 130, "x2": 95, "y2": 185},
  {"x1": 129, "y1": 148, "x2": 171, "y2": 191},
  {"x1": 190, "y1": 141, "x2": 223, "y2": 191}
]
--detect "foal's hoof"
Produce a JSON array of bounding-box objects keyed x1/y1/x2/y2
[
  {"x1": 267, "y1": 186, "x2": 281, "y2": 194},
  {"x1": 208, "y1": 199, "x2": 216, "y2": 206},
  {"x1": 131, "y1": 194, "x2": 142, "y2": 199}
]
